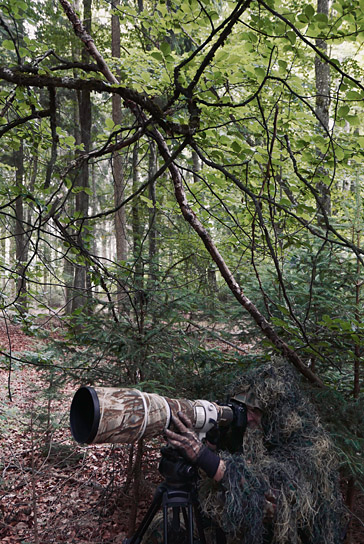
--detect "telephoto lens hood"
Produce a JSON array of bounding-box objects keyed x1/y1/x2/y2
[{"x1": 70, "y1": 386, "x2": 234, "y2": 445}]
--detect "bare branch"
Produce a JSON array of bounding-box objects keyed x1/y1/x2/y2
[{"x1": 0, "y1": 108, "x2": 51, "y2": 137}]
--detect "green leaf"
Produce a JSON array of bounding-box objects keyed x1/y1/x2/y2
[
  {"x1": 347, "y1": 115, "x2": 360, "y2": 126},
  {"x1": 105, "y1": 117, "x2": 115, "y2": 130},
  {"x1": 337, "y1": 105, "x2": 350, "y2": 118},
  {"x1": 2, "y1": 39, "x2": 15, "y2": 50},
  {"x1": 286, "y1": 31, "x2": 296, "y2": 45},
  {"x1": 304, "y1": 4, "x2": 315, "y2": 19},
  {"x1": 346, "y1": 90, "x2": 362, "y2": 100},
  {"x1": 151, "y1": 51, "x2": 164, "y2": 62},
  {"x1": 278, "y1": 197, "x2": 293, "y2": 207},
  {"x1": 72, "y1": 186, "x2": 91, "y2": 195},
  {"x1": 315, "y1": 13, "x2": 328, "y2": 24},
  {"x1": 140, "y1": 195, "x2": 155, "y2": 208},
  {"x1": 215, "y1": 50, "x2": 229, "y2": 62},
  {"x1": 298, "y1": 13, "x2": 309, "y2": 23},
  {"x1": 232, "y1": 141, "x2": 241, "y2": 153},
  {"x1": 254, "y1": 67, "x2": 266, "y2": 79},
  {"x1": 271, "y1": 317, "x2": 288, "y2": 328},
  {"x1": 278, "y1": 60, "x2": 287, "y2": 71},
  {"x1": 160, "y1": 41, "x2": 171, "y2": 57}
]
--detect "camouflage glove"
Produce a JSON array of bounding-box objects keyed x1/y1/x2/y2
[
  {"x1": 165, "y1": 412, "x2": 220, "y2": 478},
  {"x1": 165, "y1": 412, "x2": 203, "y2": 462}
]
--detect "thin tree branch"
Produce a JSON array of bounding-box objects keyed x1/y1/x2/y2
[
  {"x1": 59, "y1": 0, "x2": 119, "y2": 84},
  {"x1": 0, "y1": 108, "x2": 51, "y2": 137},
  {"x1": 186, "y1": 0, "x2": 253, "y2": 95}
]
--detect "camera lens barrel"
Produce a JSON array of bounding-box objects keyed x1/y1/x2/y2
[{"x1": 70, "y1": 386, "x2": 233, "y2": 445}]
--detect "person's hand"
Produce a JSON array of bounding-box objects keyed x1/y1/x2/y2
[
  {"x1": 165, "y1": 411, "x2": 221, "y2": 479},
  {"x1": 165, "y1": 411, "x2": 203, "y2": 462}
]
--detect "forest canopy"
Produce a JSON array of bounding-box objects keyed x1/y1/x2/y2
[{"x1": 0, "y1": 0, "x2": 363, "y2": 490}]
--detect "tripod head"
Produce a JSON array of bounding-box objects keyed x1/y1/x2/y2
[{"x1": 158, "y1": 446, "x2": 198, "y2": 487}]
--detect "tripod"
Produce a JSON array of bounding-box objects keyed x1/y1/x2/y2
[{"x1": 123, "y1": 447, "x2": 226, "y2": 544}]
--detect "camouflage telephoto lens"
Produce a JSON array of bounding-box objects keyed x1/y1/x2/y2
[{"x1": 70, "y1": 386, "x2": 234, "y2": 445}]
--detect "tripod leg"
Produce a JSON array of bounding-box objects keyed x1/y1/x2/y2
[
  {"x1": 163, "y1": 503, "x2": 169, "y2": 544},
  {"x1": 163, "y1": 505, "x2": 194, "y2": 544},
  {"x1": 163, "y1": 505, "x2": 189, "y2": 544},
  {"x1": 186, "y1": 504, "x2": 194, "y2": 544},
  {"x1": 193, "y1": 505, "x2": 207, "y2": 544},
  {"x1": 124, "y1": 486, "x2": 164, "y2": 544}
]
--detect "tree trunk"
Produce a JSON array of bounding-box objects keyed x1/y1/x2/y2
[
  {"x1": 148, "y1": 140, "x2": 158, "y2": 285},
  {"x1": 71, "y1": 0, "x2": 92, "y2": 313},
  {"x1": 315, "y1": 0, "x2": 331, "y2": 224},
  {"x1": 353, "y1": 181, "x2": 362, "y2": 399},
  {"x1": 66, "y1": 2, "x2": 81, "y2": 315},
  {"x1": 345, "y1": 476, "x2": 356, "y2": 544},
  {"x1": 13, "y1": 19, "x2": 29, "y2": 315},
  {"x1": 14, "y1": 141, "x2": 28, "y2": 315},
  {"x1": 111, "y1": 0, "x2": 127, "y2": 264},
  {"x1": 132, "y1": 144, "x2": 143, "y2": 290}
]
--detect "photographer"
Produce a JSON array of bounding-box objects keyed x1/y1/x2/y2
[{"x1": 165, "y1": 359, "x2": 347, "y2": 544}]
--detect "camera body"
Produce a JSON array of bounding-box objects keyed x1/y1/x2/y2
[{"x1": 158, "y1": 446, "x2": 198, "y2": 484}]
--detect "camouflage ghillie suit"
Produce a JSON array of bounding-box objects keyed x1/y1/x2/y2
[{"x1": 198, "y1": 359, "x2": 347, "y2": 544}]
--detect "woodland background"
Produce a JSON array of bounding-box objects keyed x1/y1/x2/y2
[{"x1": 0, "y1": 0, "x2": 363, "y2": 542}]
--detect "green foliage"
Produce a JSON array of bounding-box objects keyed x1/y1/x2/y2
[
  {"x1": 310, "y1": 387, "x2": 364, "y2": 489},
  {"x1": 240, "y1": 237, "x2": 362, "y2": 376},
  {"x1": 31, "y1": 283, "x2": 243, "y2": 402},
  {"x1": 0, "y1": 0, "x2": 363, "y2": 488}
]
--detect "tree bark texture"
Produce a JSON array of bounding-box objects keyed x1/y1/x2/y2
[
  {"x1": 14, "y1": 142, "x2": 28, "y2": 314},
  {"x1": 111, "y1": 0, "x2": 127, "y2": 264},
  {"x1": 148, "y1": 141, "x2": 158, "y2": 284},
  {"x1": 315, "y1": 0, "x2": 331, "y2": 222},
  {"x1": 71, "y1": 0, "x2": 92, "y2": 313},
  {"x1": 132, "y1": 144, "x2": 143, "y2": 290}
]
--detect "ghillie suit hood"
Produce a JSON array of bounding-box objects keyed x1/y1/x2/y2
[{"x1": 198, "y1": 358, "x2": 347, "y2": 544}]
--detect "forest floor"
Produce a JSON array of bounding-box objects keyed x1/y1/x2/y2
[{"x1": 0, "y1": 322, "x2": 363, "y2": 544}]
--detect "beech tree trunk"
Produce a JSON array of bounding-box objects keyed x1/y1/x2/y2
[
  {"x1": 111, "y1": 0, "x2": 127, "y2": 264},
  {"x1": 315, "y1": 0, "x2": 331, "y2": 224},
  {"x1": 71, "y1": 0, "x2": 92, "y2": 313},
  {"x1": 14, "y1": 142, "x2": 28, "y2": 314},
  {"x1": 132, "y1": 144, "x2": 143, "y2": 290},
  {"x1": 148, "y1": 141, "x2": 158, "y2": 285}
]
